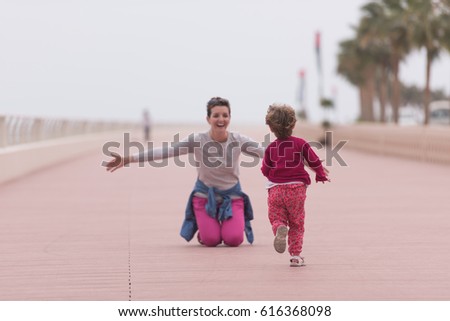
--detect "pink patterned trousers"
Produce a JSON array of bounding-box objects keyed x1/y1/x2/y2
[{"x1": 268, "y1": 184, "x2": 307, "y2": 256}]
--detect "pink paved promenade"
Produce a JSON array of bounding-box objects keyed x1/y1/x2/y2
[{"x1": 1, "y1": 124, "x2": 450, "y2": 300}]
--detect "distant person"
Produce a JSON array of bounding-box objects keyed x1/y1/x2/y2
[
  {"x1": 142, "y1": 109, "x2": 151, "y2": 141},
  {"x1": 261, "y1": 104, "x2": 330, "y2": 267},
  {"x1": 107, "y1": 97, "x2": 264, "y2": 247}
]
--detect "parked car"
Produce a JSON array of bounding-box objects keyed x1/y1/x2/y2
[{"x1": 429, "y1": 100, "x2": 450, "y2": 125}]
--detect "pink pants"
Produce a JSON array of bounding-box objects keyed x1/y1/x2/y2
[
  {"x1": 192, "y1": 196, "x2": 245, "y2": 247},
  {"x1": 268, "y1": 184, "x2": 307, "y2": 256}
]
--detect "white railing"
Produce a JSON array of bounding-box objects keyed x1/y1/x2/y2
[{"x1": 0, "y1": 115, "x2": 139, "y2": 148}]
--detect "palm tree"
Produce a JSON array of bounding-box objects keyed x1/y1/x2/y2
[
  {"x1": 357, "y1": 46, "x2": 378, "y2": 122},
  {"x1": 337, "y1": 0, "x2": 450, "y2": 124},
  {"x1": 358, "y1": 1, "x2": 393, "y2": 122},
  {"x1": 337, "y1": 38, "x2": 376, "y2": 122},
  {"x1": 352, "y1": 0, "x2": 410, "y2": 124},
  {"x1": 434, "y1": 1, "x2": 450, "y2": 97},
  {"x1": 374, "y1": 53, "x2": 392, "y2": 123},
  {"x1": 337, "y1": 40, "x2": 363, "y2": 87},
  {"x1": 336, "y1": 39, "x2": 364, "y2": 119},
  {"x1": 406, "y1": 0, "x2": 450, "y2": 124},
  {"x1": 379, "y1": 0, "x2": 411, "y2": 124}
]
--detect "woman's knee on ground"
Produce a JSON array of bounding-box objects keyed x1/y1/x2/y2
[
  {"x1": 222, "y1": 232, "x2": 243, "y2": 247},
  {"x1": 200, "y1": 232, "x2": 222, "y2": 247}
]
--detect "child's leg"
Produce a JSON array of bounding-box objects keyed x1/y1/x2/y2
[
  {"x1": 221, "y1": 198, "x2": 245, "y2": 247},
  {"x1": 268, "y1": 186, "x2": 289, "y2": 235},
  {"x1": 192, "y1": 197, "x2": 221, "y2": 247},
  {"x1": 285, "y1": 185, "x2": 307, "y2": 256}
]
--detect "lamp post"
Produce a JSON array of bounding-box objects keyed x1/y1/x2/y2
[
  {"x1": 315, "y1": 31, "x2": 324, "y2": 102},
  {"x1": 297, "y1": 69, "x2": 307, "y2": 120}
]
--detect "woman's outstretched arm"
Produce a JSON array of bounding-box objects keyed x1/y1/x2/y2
[{"x1": 106, "y1": 133, "x2": 198, "y2": 173}]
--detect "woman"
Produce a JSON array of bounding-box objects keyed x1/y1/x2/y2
[{"x1": 106, "y1": 97, "x2": 264, "y2": 247}]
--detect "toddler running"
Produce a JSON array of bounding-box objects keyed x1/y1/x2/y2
[{"x1": 261, "y1": 104, "x2": 329, "y2": 267}]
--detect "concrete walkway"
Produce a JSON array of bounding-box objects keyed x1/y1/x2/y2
[{"x1": 1, "y1": 124, "x2": 450, "y2": 300}]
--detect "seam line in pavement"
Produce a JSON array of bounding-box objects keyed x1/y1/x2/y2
[{"x1": 128, "y1": 205, "x2": 132, "y2": 301}]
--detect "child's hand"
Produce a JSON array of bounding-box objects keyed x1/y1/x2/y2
[{"x1": 320, "y1": 159, "x2": 330, "y2": 175}]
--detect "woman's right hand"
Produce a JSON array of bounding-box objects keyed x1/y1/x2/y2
[{"x1": 106, "y1": 152, "x2": 131, "y2": 173}]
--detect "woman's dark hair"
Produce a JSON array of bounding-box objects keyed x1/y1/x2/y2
[
  {"x1": 207, "y1": 97, "x2": 231, "y2": 117},
  {"x1": 265, "y1": 104, "x2": 297, "y2": 139}
]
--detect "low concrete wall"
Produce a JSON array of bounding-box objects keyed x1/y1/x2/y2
[
  {"x1": 0, "y1": 113, "x2": 140, "y2": 185},
  {"x1": 296, "y1": 122, "x2": 450, "y2": 165},
  {"x1": 333, "y1": 124, "x2": 450, "y2": 164},
  {"x1": 0, "y1": 131, "x2": 127, "y2": 185},
  {"x1": 295, "y1": 121, "x2": 325, "y2": 142}
]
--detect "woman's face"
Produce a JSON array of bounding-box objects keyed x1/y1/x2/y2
[{"x1": 207, "y1": 105, "x2": 230, "y2": 131}]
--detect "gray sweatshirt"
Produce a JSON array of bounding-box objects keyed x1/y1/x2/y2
[{"x1": 133, "y1": 131, "x2": 264, "y2": 190}]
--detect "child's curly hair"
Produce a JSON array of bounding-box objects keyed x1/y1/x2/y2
[{"x1": 265, "y1": 104, "x2": 297, "y2": 139}]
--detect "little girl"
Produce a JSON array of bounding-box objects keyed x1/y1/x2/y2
[{"x1": 261, "y1": 104, "x2": 329, "y2": 267}]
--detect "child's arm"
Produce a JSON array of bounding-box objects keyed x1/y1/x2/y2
[
  {"x1": 303, "y1": 158, "x2": 330, "y2": 175},
  {"x1": 302, "y1": 142, "x2": 330, "y2": 183}
]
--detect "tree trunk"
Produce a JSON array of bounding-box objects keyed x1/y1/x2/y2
[
  {"x1": 391, "y1": 57, "x2": 401, "y2": 124},
  {"x1": 423, "y1": 50, "x2": 432, "y2": 125},
  {"x1": 359, "y1": 87, "x2": 365, "y2": 121},
  {"x1": 359, "y1": 87, "x2": 372, "y2": 121},
  {"x1": 378, "y1": 67, "x2": 388, "y2": 123},
  {"x1": 366, "y1": 67, "x2": 376, "y2": 122},
  {"x1": 360, "y1": 81, "x2": 375, "y2": 122}
]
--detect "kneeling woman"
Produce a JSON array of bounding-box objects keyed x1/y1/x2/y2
[{"x1": 106, "y1": 97, "x2": 264, "y2": 246}]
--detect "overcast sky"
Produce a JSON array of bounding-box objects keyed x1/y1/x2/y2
[{"x1": 1, "y1": 0, "x2": 449, "y2": 125}]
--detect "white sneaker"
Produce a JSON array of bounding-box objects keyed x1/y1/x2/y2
[
  {"x1": 273, "y1": 225, "x2": 288, "y2": 253},
  {"x1": 290, "y1": 256, "x2": 305, "y2": 267}
]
